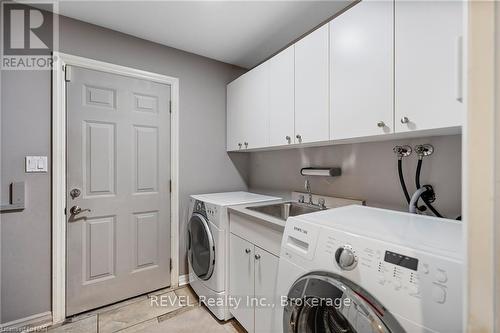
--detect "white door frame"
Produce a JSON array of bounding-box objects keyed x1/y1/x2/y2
[{"x1": 51, "y1": 52, "x2": 180, "y2": 324}]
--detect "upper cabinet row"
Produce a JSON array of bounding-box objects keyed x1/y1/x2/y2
[{"x1": 227, "y1": 0, "x2": 464, "y2": 152}]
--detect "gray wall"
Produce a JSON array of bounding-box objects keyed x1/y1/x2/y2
[
  {"x1": 248, "y1": 135, "x2": 462, "y2": 218},
  {"x1": 1, "y1": 15, "x2": 246, "y2": 323}
]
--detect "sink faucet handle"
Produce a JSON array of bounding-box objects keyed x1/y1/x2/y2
[
  {"x1": 318, "y1": 198, "x2": 326, "y2": 208},
  {"x1": 298, "y1": 195, "x2": 305, "y2": 203}
]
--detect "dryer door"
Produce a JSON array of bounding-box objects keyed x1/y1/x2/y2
[
  {"x1": 187, "y1": 213, "x2": 215, "y2": 280},
  {"x1": 283, "y1": 272, "x2": 404, "y2": 333}
]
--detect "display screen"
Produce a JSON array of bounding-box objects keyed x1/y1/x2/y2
[{"x1": 384, "y1": 251, "x2": 418, "y2": 271}]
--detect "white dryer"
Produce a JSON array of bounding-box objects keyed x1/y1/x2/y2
[
  {"x1": 187, "y1": 191, "x2": 280, "y2": 320},
  {"x1": 275, "y1": 205, "x2": 463, "y2": 333}
]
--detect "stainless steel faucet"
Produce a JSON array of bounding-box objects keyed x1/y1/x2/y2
[{"x1": 305, "y1": 179, "x2": 313, "y2": 205}]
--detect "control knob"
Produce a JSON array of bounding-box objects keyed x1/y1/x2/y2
[{"x1": 335, "y1": 246, "x2": 357, "y2": 270}]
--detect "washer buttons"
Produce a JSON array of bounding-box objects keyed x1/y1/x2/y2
[
  {"x1": 435, "y1": 270, "x2": 448, "y2": 283},
  {"x1": 432, "y1": 286, "x2": 446, "y2": 304}
]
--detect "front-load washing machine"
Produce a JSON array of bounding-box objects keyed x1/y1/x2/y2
[
  {"x1": 275, "y1": 205, "x2": 463, "y2": 333},
  {"x1": 187, "y1": 191, "x2": 280, "y2": 320}
]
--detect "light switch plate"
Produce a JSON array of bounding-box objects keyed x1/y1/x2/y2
[{"x1": 25, "y1": 156, "x2": 48, "y2": 173}]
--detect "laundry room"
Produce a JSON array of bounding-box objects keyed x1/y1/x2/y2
[{"x1": 0, "y1": 1, "x2": 498, "y2": 332}]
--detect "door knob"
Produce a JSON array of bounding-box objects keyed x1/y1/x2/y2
[
  {"x1": 245, "y1": 248, "x2": 251, "y2": 254},
  {"x1": 70, "y1": 205, "x2": 91, "y2": 215},
  {"x1": 296, "y1": 134, "x2": 302, "y2": 143},
  {"x1": 401, "y1": 116, "x2": 409, "y2": 124},
  {"x1": 244, "y1": 142, "x2": 248, "y2": 148},
  {"x1": 238, "y1": 143, "x2": 242, "y2": 149},
  {"x1": 254, "y1": 254, "x2": 261, "y2": 260},
  {"x1": 377, "y1": 121, "x2": 385, "y2": 128}
]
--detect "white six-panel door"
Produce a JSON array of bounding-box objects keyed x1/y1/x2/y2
[
  {"x1": 66, "y1": 66, "x2": 171, "y2": 315},
  {"x1": 330, "y1": 0, "x2": 394, "y2": 140}
]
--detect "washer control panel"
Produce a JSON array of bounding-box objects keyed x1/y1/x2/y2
[
  {"x1": 204, "y1": 203, "x2": 219, "y2": 222},
  {"x1": 316, "y1": 231, "x2": 462, "y2": 332}
]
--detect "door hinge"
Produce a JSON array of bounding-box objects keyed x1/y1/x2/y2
[
  {"x1": 169, "y1": 258, "x2": 172, "y2": 271},
  {"x1": 64, "y1": 207, "x2": 67, "y2": 215},
  {"x1": 169, "y1": 101, "x2": 172, "y2": 114},
  {"x1": 64, "y1": 65, "x2": 72, "y2": 82},
  {"x1": 169, "y1": 180, "x2": 172, "y2": 193}
]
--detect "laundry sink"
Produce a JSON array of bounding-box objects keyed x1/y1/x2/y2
[{"x1": 247, "y1": 201, "x2": 324, "y2": 221}]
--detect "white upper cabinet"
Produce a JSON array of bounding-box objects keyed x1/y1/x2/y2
[
  {"x1": 226, "y1": 1, "x2": 465, "y2": 152},
  {"x1": 227, "y1": 77, "x2": 245, "y2": 151},
  {"x1": 294, "y1": 24, "x2": 330, "y2": 144},
  {"x1": 244, "y1": 62, "x2": 270, "y2": 149},
  {"x1": 395, "y1": 0, "x2": 464, "y2": 132},
  {"x1": 227, "y1": 62, "x2": 269, "y2": 150},
  {"x1": 269, "y1": 46, "x2": 295, "y2": 146},
  {"x1": 330, "y1": 0, "x2": 394, "y2": 140}
]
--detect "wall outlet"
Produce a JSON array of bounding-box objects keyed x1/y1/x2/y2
[{"x1": 25, "y1": 156, "x2": 48, "y2": 173}]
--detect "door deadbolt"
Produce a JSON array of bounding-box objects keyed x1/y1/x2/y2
[{"x1": 70, "y1": 188, "x2": 81, "y2": 199}]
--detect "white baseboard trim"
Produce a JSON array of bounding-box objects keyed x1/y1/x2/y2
[
  {"x1": 0, "y1": 311, "x2": 52, "y2": 330},
  {"x1": 178, "y1": 274, "x2": 189, "y2": 286}
]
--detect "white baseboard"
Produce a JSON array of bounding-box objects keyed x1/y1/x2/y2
[
  {"x1": 0, "y1": 311, "x2": 52, "y2": 330},
  {"x1": 178, "y1": 274, "x2": 189, "y2": 286}
]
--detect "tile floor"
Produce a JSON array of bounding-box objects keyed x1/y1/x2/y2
[{"x1": 45, "y1": 286, "x2": 245, "y2": 333}]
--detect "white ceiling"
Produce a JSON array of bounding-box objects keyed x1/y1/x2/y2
[{"x1": 52, "y1": 1, "x2": 353, "y2": 68}]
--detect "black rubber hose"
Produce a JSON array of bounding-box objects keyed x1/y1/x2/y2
[
  {"x1": 415, "y1": 159, "x2": 423, "y2": 209},
  {"x1": 398, "y1": 159, "x2": 411, "y2": 204},
  {"x1": 415, "y1": 159, "x2": 443, "y2": 218}
]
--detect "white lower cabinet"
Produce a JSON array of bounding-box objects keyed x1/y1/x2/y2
[
  {"x1": 254, "y1": 247, "x2": 279, "y2": 333},
  {"x1": 229, "y1": 234, "x2": 255, "y2": 332},
  {"x1": 229, "y1": 233, "x2": 279, "y2": 333}
]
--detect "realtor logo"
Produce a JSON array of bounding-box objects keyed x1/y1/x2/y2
[{"x1": 1, "y1": 2, "x2": 57, "y2": 70}]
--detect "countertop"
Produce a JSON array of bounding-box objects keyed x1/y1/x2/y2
[
  {"x1": 228, "y1": 199, "x2": 288, "y2": 229},
  {"x1": 228, "y1": 190, "x2": 364, "y2": 229}
]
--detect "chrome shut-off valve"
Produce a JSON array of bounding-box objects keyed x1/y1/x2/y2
[
  {"x1": 393, "y1": 145, "x2": 412, "y2": 159},
  {"x1": 415, "y1": 144, "x2": 434, "y2": 159}
]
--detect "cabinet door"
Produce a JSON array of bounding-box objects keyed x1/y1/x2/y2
[
  {"x1": 254, "y1": 247, "x2": 279, "y2": 333},
  {"x1": 395, "y1": 0, "x2": 464, "y2": 132},
  {"x1": 295, "y1": 24, "x2": 330, "y2": 144},
  {"x1": 229, "y1": 234, "x2": 255, "y2": 332},
  {"x1": 269, "y1": 46, "x2": 295, "y2": 147},
  {"x1": 330, "y1": 0, "x2": 393, "y2": 140},
  {"x1": 227, "y1": 78, "x2": 245, "y2": 151},
  {"x1": 242, "y1": 62, "x2": 269, "y2": 150}
]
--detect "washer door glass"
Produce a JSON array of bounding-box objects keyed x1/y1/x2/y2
[
  {"x1": 187, "y1": 213, "x2": 215, "y2": 280},
  {"x1": 283, "y1": 273, "x2": 403, "y2": 333}
]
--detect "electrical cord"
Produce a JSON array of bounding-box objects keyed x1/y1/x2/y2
[{"x1": 415, "y1": 158, "x2": 443, "y2": 218}]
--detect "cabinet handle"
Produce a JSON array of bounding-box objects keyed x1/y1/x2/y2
[
  {"x1": 244, "y1": 142, "x2": 248, "y2": 148},
  {"x1": 296, "y1": 134, "x2": 302, "y2": 143},
  {"x1": 377, "y1": 121, "x2": 385, "y2": 128},
  {"x1": 286, "y1": 136, "x2": 291, "y2": 144},
  {"x1": 245, "y1": 248, "x2": 251, "y2": 254},
  {"x1": 400, "y1": 117, "x2": 409, "y2": 124},
  {"x1": 455, "y1": 36, "x2": 463, "y2": 103},
  {"x1": 254, "y1": 254, "x2": 261, "y2": 260}
]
